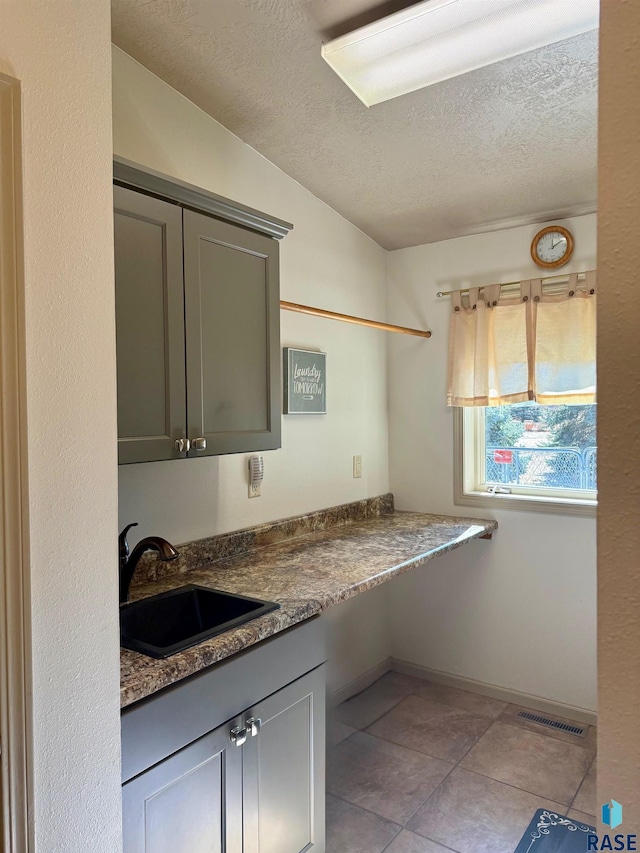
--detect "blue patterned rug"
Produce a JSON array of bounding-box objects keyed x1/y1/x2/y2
[{"x1": 514, "y1": 810, "x2": 596, "y2": 852}]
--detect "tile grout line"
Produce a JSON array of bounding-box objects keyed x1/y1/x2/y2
[
  {"x1": 388, "y1": 720, "x2": 497, "y2": 852},
  {"x1": 330, "y1": 678, "x2": 597, "y2": 848},
  {"x1": 342, "y1": 678, "x2": 593, "y2": 751},
  {"x1": 328, "y1": 715, "x2": 462, "y2": 839},
  {"x1": 337, "y1": 691, "x2": 411, "y2": 732},
  {"x1": 343, "y1": 672, "x2": 501, "y2": 722},
  {"x1": 326, "y1": 792, "x2": 403, "y2": 834},
  {"x1": 331, "y1": 694, "x2": 500, "y2": 849},
  {"x1": 329, "y1": 750, "x2": 594, "y2": 841},
  {"x1": 376, "y1": 826, "x2": 403, "y2": 853},
  {"x1": 450, "y1": 764, "x2": 577, "y2": 810},
  {"x1": 378, "y1": 824, "x2": 462, "y2": 853},
  {"x1": 327, "y1": 746, "x2": 457, "y2": 827},
  {"x1": 349, "y1": 673, "x2": 593, "y2": 737},
  {"x1": 401, "y1": 760, "x2": 459, "y2": 827},
  {"x1": 332, "y1": 726, "x2": 459, "y2": 765},
  {"x1": 359, "y1": 689, "x2": 504, "y2": 752},
  {"x1": 566, "y1": 753, "x2": 597, "y2": 815},
  {"x1": 455, "y1": 717, "x2": 595, "y2": 806},
  {"x1": 394, "y1": 714, "x2": 498, "y2": 825},
  {"x1": 349, "y1": 703, "x2": 496, "y2": 774},
  {"x1": 336, "y1": 687, "x2": 595, "y2": 768},
  {"x1": 450, "y1": 715, "x2": 496, "y2": 766},
  {"x1": 490, "y1": 719, "x2": 596, "y2": 810}
]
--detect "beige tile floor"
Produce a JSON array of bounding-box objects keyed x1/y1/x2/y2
[{"x1": 327, "y1": 672, "x2": 597, "y2": 853}]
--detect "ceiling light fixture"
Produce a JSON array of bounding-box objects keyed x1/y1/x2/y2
[{"x1": 321, "y1": 0, "x2": 599, "y2": 107}]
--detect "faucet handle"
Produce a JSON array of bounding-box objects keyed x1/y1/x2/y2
[{"x1": 118, "y1": 522, "x2": 139, "y2": 565}]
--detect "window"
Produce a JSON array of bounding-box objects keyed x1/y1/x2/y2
[
  {"x1": 447, "y1": 273, "x2": 597, "y2": 514},
  {"x1": 455, "y1": 402, "x2": 597, "y2": 514}
]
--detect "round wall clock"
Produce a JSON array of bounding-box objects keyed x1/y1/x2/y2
[{"x1": 530, "y1": 225, "x2": 574, "y2": 269}]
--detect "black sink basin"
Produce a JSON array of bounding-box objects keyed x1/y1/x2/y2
[{"x1": 120, "y1": 584, "x2": 280, "y2": 659}]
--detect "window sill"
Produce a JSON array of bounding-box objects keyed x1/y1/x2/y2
[{"x1": 454, "y1": 488, "x2": 597, "y2": 517}]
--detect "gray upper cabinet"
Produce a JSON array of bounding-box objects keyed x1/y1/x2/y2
[
  {"x1": 114, "y1": 160, "x2": 291, "y2": 464},
  {"x1": 114, "y1": 186, "x2": 187, "y2": 464},
  {"x1": 183, "y1": 210, "x2": 281, "y2": 457}
]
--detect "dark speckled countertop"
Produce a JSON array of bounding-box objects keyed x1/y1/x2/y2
[{"x1": 121, "y1": 502, "x2": 497, "y2": 708}]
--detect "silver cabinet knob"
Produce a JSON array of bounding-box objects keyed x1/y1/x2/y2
[
  {"x1": 230, "y1": 725, "x2": 247, "y2": 746},
  {"x1": 191, "y1": 437, "x2": 207, "y2": 452},
  {"x1": 246, "y1": 717, "x2": 261, "y2": 737},
  {"x1": 174, "y1": 438, "x2": 190, "y2": 452}
]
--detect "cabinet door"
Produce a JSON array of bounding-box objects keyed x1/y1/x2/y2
[
  {"x1": 183, "y1": 210, "x2": 281, "y2": 456},
  {"x1": 122, "y1": 716, "x2": 243, "y2": 853},
  {"x1": 243, "y1": 666, "x2": 326, "y2": 853},
  {"x1": 114, "y1": 186, "x2": 187, "y2": 464}
]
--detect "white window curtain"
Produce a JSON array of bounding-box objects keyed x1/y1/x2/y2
[{"x1": 447, "y1": 272, "x2": 596, "y2": 407}]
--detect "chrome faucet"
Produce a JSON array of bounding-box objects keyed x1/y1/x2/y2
[{"x1": 119, "y1": 522, "x2": 179, "y2": 604}]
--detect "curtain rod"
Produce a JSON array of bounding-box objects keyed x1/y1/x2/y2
[
  {"x1": 436, "y1": 270, "x2": 595, "y2": 298},
  {"x1": 280, "y1": 300, "x2": 432, "y2": 338}
]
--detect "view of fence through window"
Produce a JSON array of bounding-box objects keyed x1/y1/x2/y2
[{"x1": 484, "y1": 403, "x2": 597, "y2": 491}]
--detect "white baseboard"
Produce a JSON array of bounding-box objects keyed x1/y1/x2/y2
[
  {"x1": 391, "y1": 658, "x2": 597, "y2": 727},
  {"x1": 328, "y1": 658, "x2": 392, "y2": 710}
]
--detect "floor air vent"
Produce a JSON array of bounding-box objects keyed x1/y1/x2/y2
[{"x1": 516, "y1": 711, "x2": 587, "y2": 738}]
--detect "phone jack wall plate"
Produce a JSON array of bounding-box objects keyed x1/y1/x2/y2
[{"x1": 248, "y1": 455, "x2": 264, "y2": 498}]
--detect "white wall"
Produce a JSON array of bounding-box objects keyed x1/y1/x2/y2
[
  {"x1": 112, "y1": 47, "x2": 389, "y2": 547},
  {"x1": 322, "y1": 585, "x2": 391, "y2": 697},
  {"x1": 387, "y1": 214, "x2": 597, "y2": 713},
  {"x1": 0, "y1": 4, "x2": 122, "y2": 852},
  {"x1": 112, "y1": 47, "x2": 392, "y2": 694}
]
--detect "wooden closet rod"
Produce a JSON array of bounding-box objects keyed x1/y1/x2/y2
[{"x1": 280, "y1": 300, "x2": 432, "y2": 338}]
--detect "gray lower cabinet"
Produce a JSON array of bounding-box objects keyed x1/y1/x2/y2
[
  {"x1": 114, "y1": 164, "x2": 287, "y2": 464},
  {"x1": 122, "y1": 713, "x2": 244, "y2": 853},
  {"x1": 242, "y1": 670, "x2": 325, "y2": 853},
  {"x1": 122, "y1": 663, "x2": 325, "y2": 853}
]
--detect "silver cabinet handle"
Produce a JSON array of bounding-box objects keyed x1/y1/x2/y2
[
  {"x1": 191, "y1": 437, "x2": 207, "y2": 452},
  {"x1": 174, "y1": 438, "x2": 190, "y2": 452},
  {"x1": 246, "y1": 717, "x2": 261, "y2": 737},
  {"x1": 230, "y1": 725, "x2": 247, "y2": 746}
]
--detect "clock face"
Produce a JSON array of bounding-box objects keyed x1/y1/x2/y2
[
  {"x1": 536, "y1": 231, "x2": 567, "y2": 263},
  {"x1": 531, "y1": 226, "x2": 574, "y2": 268}
]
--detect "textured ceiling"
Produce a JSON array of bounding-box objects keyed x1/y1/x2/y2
[{"x1": 111, "y1": 0, "x2": 598, "y2": 250}]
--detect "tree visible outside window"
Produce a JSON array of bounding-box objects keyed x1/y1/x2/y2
[{"x1": 484, "y1": 403, "x2": 596, "y2": 492}]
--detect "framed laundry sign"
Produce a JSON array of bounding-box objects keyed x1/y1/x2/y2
[{"x1": 283, "y1": 348, "x2": 327, "y2": 414}]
